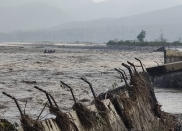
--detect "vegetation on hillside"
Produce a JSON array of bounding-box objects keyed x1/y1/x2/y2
[
  {"x1": 106, "y1": 40, "x2": 182, "y2": 46},
  {"x1": 107, "y1": 30, "x2": 182, "y2": 46}
]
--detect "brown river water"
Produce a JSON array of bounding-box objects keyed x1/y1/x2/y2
[{"x1": 0, "y1": 42, "x2": 181, "y2": 123}]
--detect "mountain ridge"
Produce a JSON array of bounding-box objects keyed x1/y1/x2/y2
[{"x1": 1, "y1": 4, "x2": 182, "y2": 42}]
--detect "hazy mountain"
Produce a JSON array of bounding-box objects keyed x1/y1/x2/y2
[
  {"x1": 1, "y1": 5, "x2": 182, "y2": 42},
  {"x1": 0, "y1": 1, "x2": 143, "y2": 33},
  {"x1": 0, "y1": 3, "x2": 71, "y2": 32},
  {"x1": 0, "y1": 0, "x2": 177, "y2": 33}
]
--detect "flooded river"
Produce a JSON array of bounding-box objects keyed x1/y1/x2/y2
[
  {"x1": 0, "y1": 42, "x2": 181, "y2": 122},
  {"x1": 155, "y1": 88, "x2": 182, "y2": 114}
]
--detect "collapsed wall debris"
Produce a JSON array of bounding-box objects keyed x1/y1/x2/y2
[
  {"x1": 2, "y1": 92, "x2": 44, "y2": 131},
  {"x1": 1, "y1": 59, "x2": 181, "y2": 131}
]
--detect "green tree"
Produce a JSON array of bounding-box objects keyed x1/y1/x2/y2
[{"x1": 137, "y1": 30, "x2": 146, "y2": 42}]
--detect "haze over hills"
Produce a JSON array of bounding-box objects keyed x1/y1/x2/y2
[
  {"x1": 0, "y1": 3, "x2": 71, "y2": 32},
  {"x1": 1, "y1": 2, "x2": 182, "y2": 42},
  {"x1": 1, "y1": 0, "x2": 167, "y2": 32},
  {"x1": 2, "y1": 0, "x2": 178, "y2": 33}
]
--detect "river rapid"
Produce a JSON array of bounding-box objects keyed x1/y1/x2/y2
[{"x1": 0, "y1": 42, "x2": 180, "y2": 122}]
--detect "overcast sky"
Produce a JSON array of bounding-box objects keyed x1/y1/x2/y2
[
  {"x1": 1, "y1": 0, "x2": 182, "y2": 12},
  {"x1": 1, "y1": 0, "x2": 182, "y2": 32}
]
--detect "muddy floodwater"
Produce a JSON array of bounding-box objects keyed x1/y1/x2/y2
[
  {"x1": 155, "y1": 88, "x2": 182, "y2": 114},
  {"x1": 0, "y1": 42, "x2": 181, "y2": 123}
]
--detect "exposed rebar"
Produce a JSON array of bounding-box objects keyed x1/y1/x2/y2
[
  {"x1": 32, "y1": 87, "x2": 76, "y2": 131},
  {"x1": 33, "y1": 86, "x2": 59, "y2": 109},
  {"x1": 81, "y1": 77, "x2": 97, "y2": 99},
  {"x1": 49, "y1": 95, "x2": 59, "y2": 109},
  {"x1": 122, "y1": 63, "x2": 133, "y2": 77},
  {"x1": 118, "y1": 68, "x2": 128, "y2": 79},
  {"x1": 135, "y1": 58, "x2": 145, "y2": 72},
  {"x1": 33, "y1": 86, "x2": 53, "y2": 107},
  {"x1": 60, "y1": 81, "x2": 77, "y2": 104},
  {"x1": 127, "y1": 61, "x2": 137, "y2": 73},
  {"x1": 2, "y1": 92, "x2": 23, "y2": 117},
  {"x1": 114, "y1": 68, "x2": 129, "y2": 87},
  {"x1": 36, "y1": 102, "x2": 47, "y2": 121}
]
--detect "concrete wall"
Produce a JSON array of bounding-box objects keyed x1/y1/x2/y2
[
  {"x1": 16, "y1": 73, "x2": 179, "y2": 131},
  {"x1": 153, "y1": 71, "x2": 182, "y2": 88},
  {"x1": 147, "y1": 61, "x2": 182, "y2": 88},
  {"x1": 165, "y1": 49, "x2": 182, "y2": 63}
]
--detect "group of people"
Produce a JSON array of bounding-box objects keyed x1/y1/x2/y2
[{"x1": 43, "y1": 49, "x2": 56, "y2": 53}]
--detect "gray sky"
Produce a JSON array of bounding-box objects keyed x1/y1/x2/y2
[
  {"x1": 1, "y1": 0, "x2": 182, "y2": 12},
  {"x1": 1, "y1": 0, "x2": 182, "y2": 32}
]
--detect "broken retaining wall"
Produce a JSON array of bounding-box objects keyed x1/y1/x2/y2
[
  {"x1": 164, "y1": 49, "x2": 182, "y2": 63},
  {"x1": 151, "y1": 71, "x2": 182, "y2": 88},
  {"x1": 147, "y1": 61, "x2": 182, "y2": 88},
  {"x1": 1, "y1": 72, "x2": 180, "y2": 131}
]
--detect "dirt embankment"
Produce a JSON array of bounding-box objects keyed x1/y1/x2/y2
[{"x1": 0, "y1": 71, "x2": 181, "y2": 131}]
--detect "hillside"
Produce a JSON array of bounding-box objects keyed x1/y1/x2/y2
[
  {"x1": 1, "y1": 5, "x2": 182, "y2": 42},
  {"x1": 0, "y1": 3, "x2": 70, "y2": 32}
]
